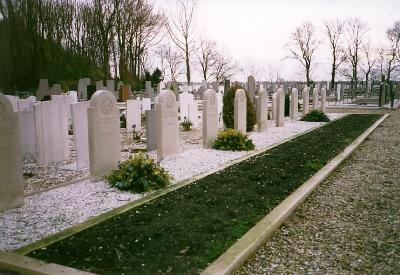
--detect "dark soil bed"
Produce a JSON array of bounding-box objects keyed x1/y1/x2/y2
[{"x1": 28, "y1": 114, "x2": 382, "y2": 274}]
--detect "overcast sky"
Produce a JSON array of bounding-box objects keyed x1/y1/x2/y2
[{"x1": 152, "y1": 0, "x2": 399, "y2": 82}]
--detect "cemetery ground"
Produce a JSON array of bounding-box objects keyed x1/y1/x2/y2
[
  {"x1": 6, "y1": 114, "x2": 383, "y2": 274},
  {"x1": 239, "y1": 109, "x2": 400, "y2": 274}
]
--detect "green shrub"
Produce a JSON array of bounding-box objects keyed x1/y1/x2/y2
[
  {"x1": 106, "y1": 153, "x2": 172, "y2": 193},
  {"x1": 212, "y1": 128, "x2": 255, "y2": 151},
  {"x1": 180, "y1": 118, "x2": 193, "y2": 131},
  {"x1": 120, "y1": 114, "x2": 126, "y2": 128},
  {"x1": 285, "y1": 94, "x2": 290, "y2": 116},
  {"x1": 222, "y1": 84, "x2": 256, "y2": 132},
  {"x1": 300, "y1": 109, "x2": 330, "y2": 122}
]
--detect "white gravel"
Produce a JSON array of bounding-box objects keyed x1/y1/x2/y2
[{"x1": 0, "y1": 113, "x2": 346, "y2": 251}]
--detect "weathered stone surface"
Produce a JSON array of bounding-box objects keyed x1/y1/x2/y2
[
  {"x1": 247, "y1": 75, "x2": 256, "y2": 103},
  {"x1": 18, "y1": 110, "x2": 36, "y2": 162},
  {"x1": 276, "y1": 88, "x2": 285, "y2": 127},
  {"x1": 256, "y1": 90, "x2": 268, "y2": 132},
  {"x1": 87, "y1": 90, "x2": 121, "y2": 181},
  {"x1": 126, "y1": 99, "x2": 141, "y2": 132},
  {"x1": 71, "y1": 101, "x2": 90, "y2": 169},
  {"x1": 155, "y1": 90, "x2": 179, "y2": 161},
  {"x1": 36, "y1": 79, "x2": 50, "y2": 101},
  {"x1": 0, "y1": 93, "x2": 24, "y2": 211},
  {"x1": 321, "y1": 88, "x2": 327, "y2": 113},
  {"x1": 290, "y1": 88, "x2": 299, "y2": 121},
  {"x1": 203, "y1": 89, "x2": 218, "y2": 148},
  {"x1": 146, "y1": 109, "x2": 157, "y2": 152},
  {"x1": 234, "y1": 89, "x2": 247, "y2": 133},
  {"x1": 34, "y1": 100, "x2": 69, "y2": 165}
]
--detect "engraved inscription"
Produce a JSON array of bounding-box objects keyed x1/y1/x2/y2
[{"x1": 100, "y1": 97, "x2": 113, "y2": 115}]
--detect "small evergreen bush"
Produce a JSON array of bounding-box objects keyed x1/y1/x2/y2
[
  {"x1": 222, "y1": 84, "x2": 256, "y2": 132},
  {"x1": 212, "y1": 128, "x2": 255, "y2": 151},
  {"x1": 300, "y1": 109, "x2": 330, "y2": 122},
  {"x1": 180, "y1": 118, "x2": 193, "y2": 131},
  {"x1": 106, "y1": 153, "x2": 172, "y2": 193}
]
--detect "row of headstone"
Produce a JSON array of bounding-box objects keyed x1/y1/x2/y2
[{"x1": 36, "y1": 79, "x2": 63, "y2": 101}]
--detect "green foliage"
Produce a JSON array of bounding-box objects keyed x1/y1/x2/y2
[
  {"x1": 106, "y1": 153, "x2": 171, "y2": 193},
  {"x1": 300, "y1": 109, "x2": 330, "y2": 122},
  {"x1": 212, "y1": 128, "x2": 255, "y2": 151},
  {"x1": 120, "y1": 114, "x2": 126, "y2": 128},
  {"x1": 285, "y1": 94, "x2": 290, "y2": 116},
  {"x1": 222, "y1": 84, "x2": 256, "y2": 132},
  {"x1": 246, "y1": 91, "x2": 256, "y2": 132},
  {"x1": 180, "y1": 119, "x2": 193, "y2": 131}
]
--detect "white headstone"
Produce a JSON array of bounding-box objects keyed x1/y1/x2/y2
[
  {"x1": 18, "y1": 96, "x2": 36, "y2": 111},
  {"x1": 5, "y1": 95, "x2": 19, "y2": 111},
  {"x1": 77, "y1": 78, "x2": 90, "y2": 100},
  {"x1": 18, "y1": 110, "x2": 36, "y2": 162},
  {"x1": 71, "y1": 102, "x2": 90, "y2": 169},
  {"x1": 234, "y1": 89, "x2": 247, "y2": 133},
  {"x1": 336, "y1": 84, "x2": 341, "y2": 101},
  {"x1": 126, "y1": 99, "x2": 141, "y2": 132},
  {"x1": 321, "y1": 88, "x2": 327, "y2": 113},
  {"x1": 276, "y1": 88, "x2": 285, "y2": 127},
  {"x1": 256, "y1": 90, "x2": 268, "y2": 132},
  {"x1": 155, "y1": 89, "x2": 179, "y2": 161},
  {"x1": 302, "y1": 87, "x2": 310, "y2": 115},
  {"x1": 87, "y1": 90, "x2": 121, "y2": 181},
  {"x1": 141, "y1": 98, "x2": 152, "y2": 112},
  {"x1": 34, "y1": 100, "x2": 69, "y2": 165},
  {"x1": 0, "y1": 93, "x2": 24, "y2": 210},
  {"x1": 202, "y1": 89, "x2": 218, "y2": 148},
  {"x1": 290, "y1": 88, "x2": 299, "y2": 121},
  {"x1": 179, "y1": 91, "x2": 193, "y2": 122}
]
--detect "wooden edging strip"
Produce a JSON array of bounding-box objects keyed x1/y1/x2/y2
[
  {"x1": 13, "y1": 115, "x2": 347, "y2": 257},
  {"x1": 201, "y1": 113, "x2": 389, "y2": 275},
  {"x1": 0, "y1": 251, "x2": 95, "y2": 275}
]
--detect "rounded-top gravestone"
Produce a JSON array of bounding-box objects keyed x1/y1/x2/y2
[
  {"x1": 87, "y1": 90, "x2": 121, "y2": 181},
  {"x1": 0, "y1": 93, "x2": 24, "y2": 210}
]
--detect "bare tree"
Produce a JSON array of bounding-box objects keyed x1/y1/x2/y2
[
  {"x1": 196, "y1": 37, "x2": 218, "y2": 81},
  {"x1": 385, "y1": 21, "x2": 400, "y2": 82},
  {"x1": 324, "y1": 19, "x2": 345, "y2": 90},
  {"x1": 264, "y1": 64, "x2": 281, "y2": 83},
  {"x1": 286, "y1": 22, "x2": 320, "y2": 86},
  {"x1": 166, "y1": 0, "x2": 196, "y2": 84},
  {"x1": 163, "y1": 44, "x2": 183, "y2": 81},
  {"x1": 212, "y1": 51, "x2": 237, "y2": 82},
  {"x1": 360, "y1": 40, "x2": 377, "y2": 85},
  {"x1": 343, "y1": 17, "x2": 367, "y2": 89},
  {"x1": 241, "y1": 59, "x2": 265, "y2": 80}
]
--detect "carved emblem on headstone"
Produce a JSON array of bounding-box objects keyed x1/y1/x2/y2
[
  {"x1": 100, "y1": 97, "x2": 113, "y2": 115},
  {"x1": 210, "y1": 94, "x2": 216, "y2": 105}
]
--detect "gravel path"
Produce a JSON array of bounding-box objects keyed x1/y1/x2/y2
[{"x1": 238, "y1": 110, "x2": 400, "y2": 274}]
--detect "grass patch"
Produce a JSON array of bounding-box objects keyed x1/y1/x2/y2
[{"x1": 28, "y1": 114, "x2": 381, "y2": 274}]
